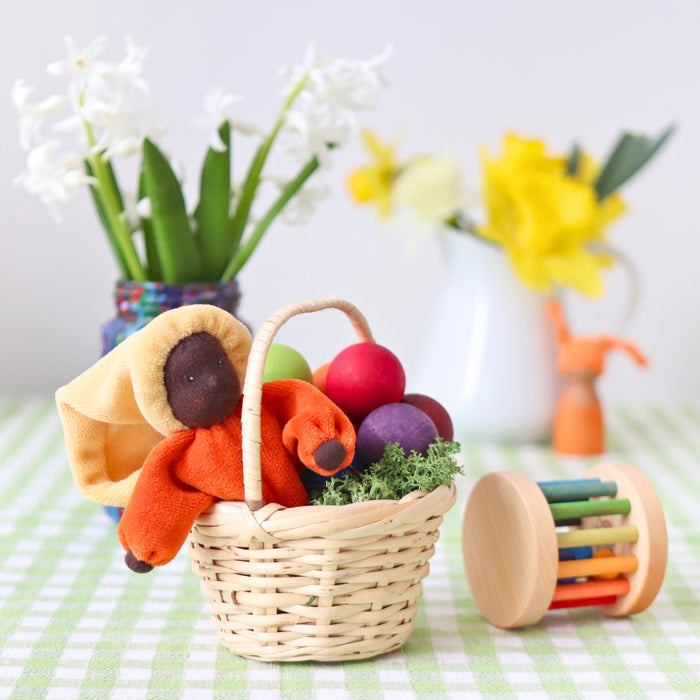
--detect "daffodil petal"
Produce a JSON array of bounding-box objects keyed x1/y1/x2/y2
[
  {"x1": 347, "y1": 170, "x2": 373, "y2": 202},
  {"x1": 543, "y1": 248, "x2": 604, "y2": 296},
  {"x1": 508, "y1": 248, "x2": 552, "y2": 292}
]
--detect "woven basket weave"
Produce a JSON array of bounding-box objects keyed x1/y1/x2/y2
[{"x1": 187, "y1": 297, "x2": 457, "y2": 662}]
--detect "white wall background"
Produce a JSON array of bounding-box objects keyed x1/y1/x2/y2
[{"x1": 1, "y1": 0, "x2": 697, "y2": 404}]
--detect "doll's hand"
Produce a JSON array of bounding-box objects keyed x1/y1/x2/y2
[
  {"x1": 313, "y1": 440, "x2": 347, "y2": 474},
  {"x1": 125, "y1": 550, "x2": 154, "y2": 574},
  {"x1": 266, "y1": 378, "x2": 355, "y2": 475}
]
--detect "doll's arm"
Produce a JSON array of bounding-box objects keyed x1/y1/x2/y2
[
  {"x1": 262, "y1": 379, "x2": 355, "y2": 475},
  {"x1": 117, "y1": 431, "x2": 216, "y2": 571}
]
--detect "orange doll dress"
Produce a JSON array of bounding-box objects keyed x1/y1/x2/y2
[{"x1": 117, "y1": 378, "x2": 355, "y2": 569}]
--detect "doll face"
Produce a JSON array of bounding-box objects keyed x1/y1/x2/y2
[{"x1": 164, "y1": 332, "x2": 241, "y2": 428}]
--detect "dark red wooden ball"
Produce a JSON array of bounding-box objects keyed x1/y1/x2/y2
[
  {"x1": 402, "y1": 393, "x2": 454, "y2": 442},
  {"x1": 326, "y1": 342, "x2": 406, "y2": 422}
]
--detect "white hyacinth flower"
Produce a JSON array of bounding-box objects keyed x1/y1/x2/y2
[
  {"x1": 193, "y1": 87, "x2": 240, "y2": 151},
  {"x1": 12, "y1": 35, "x2": 154, "y2": 228},
  {"x1": 263, "y1": 172, "x2": 330, "y2": 224},
  {"x1": 281, "y1": 176, "x2": 330, "y2": 224},
  {"x1": 279, "y1": 42, "x2": 319, "y2": 98},
  {"x1": 120, "y1": 194, "x2": 152, "y2": 229},
  {"x1": 281, "y1": 106, "x2": 349, "y2": 167},
  {"x1": 14, "y1": 140, "x2": 94, "y2": 221},
  {"x1": 101, "y1": 36, "x2": 151, "y2": 99},
  {"x1": 47, "y1": 35, "x2": 108, "y2": 92},
  {"x1": 306, "y1": 46, "x2": 392, "y2": 113},
  {"x1": 279, "y1": 43, "x2": 391, "y2": 166},
  {"x1": 12, "y1": 79, "x2": 67, "y2": 150},
  {"x1": 83, "y1": 90, "x2": 153, "y2": 158},
  {"x1": 82, "y1": 36, "x2": 153, "y2": 157},
  {"x1": 45, "y1": 35, "x2": 154, "y2": 158},
  {"x1": 230, "y1": 118, "x2": 266, "y2": 138}
]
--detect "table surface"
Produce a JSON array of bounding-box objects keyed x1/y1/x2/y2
[{"x1": 1, "y1": 396, "x2": 699, "y2": 699}]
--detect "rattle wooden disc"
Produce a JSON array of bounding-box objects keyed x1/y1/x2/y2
[
  {"x1": 583, "y1": 463, "x2": 667, "y2": 617},
  {"x1": 462, "y1": 471, "x2": 558, "y2": 628}
]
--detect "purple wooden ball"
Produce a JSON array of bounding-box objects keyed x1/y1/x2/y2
[{"x1": 356, "y1": 402, "x2": 438, "y2": 467}]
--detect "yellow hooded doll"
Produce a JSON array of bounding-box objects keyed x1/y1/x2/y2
[{"x1": 56, "y1": 305, "x2": 355, "y2": 572}]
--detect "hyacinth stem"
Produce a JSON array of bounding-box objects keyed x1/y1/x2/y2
[
  {"x1": 88, "y1": 153, "x2": 148, "y2": 281},
  {"x1": 224, "y1": 71, "x2": 311, "y2": 279},
  {"x1": 221, "y1": 155, "x2": 320, "y2": 281},
  {"x1": 81, "y1": 110, "x2": 147, "y2": 281}
]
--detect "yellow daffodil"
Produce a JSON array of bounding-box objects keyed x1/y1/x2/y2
[
  {"x1": 476, "y1": 133, "x2": 627, "y2": 296},
  {"x1": 347, "y1": 128, "x2": 400, "y2": 218},
  {"x1": 348, "y1": 124, "x2": 671, "y2": 298}
]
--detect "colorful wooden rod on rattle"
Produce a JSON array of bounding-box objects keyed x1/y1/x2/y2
[{"x1": 461, "y1": 463, "x2": 667, "y2": 629}]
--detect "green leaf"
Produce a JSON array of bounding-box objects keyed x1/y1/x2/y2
[
  {"x1": 566, "y1": 143, "x2": 581, "y2": 176},
  {"x1": 85, "y1": 159, "x2": 130, "y2": 279},
  {"x1": 138, "y1": 170, "x2": 162, "y2": 281},
  {"x1": 193, "y1": 122, "x2": 233, "y2": 281},
  {"x1": 594, "y1": 124, "x2": 675, "y2": 201},
  {"x1": 140, "y1": 138, "x2": 203, "y2": 282},
  {"x1": 228, "y1": 139, "x2": 270, "y2": 257}
]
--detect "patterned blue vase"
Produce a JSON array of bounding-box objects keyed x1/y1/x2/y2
[{"x1": 102, "y1": 279, "x2": 242, "y2": 355}]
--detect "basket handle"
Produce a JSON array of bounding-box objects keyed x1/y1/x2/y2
[{"x1": 241, "y1": 296, "x2": 375, "y2": 510}]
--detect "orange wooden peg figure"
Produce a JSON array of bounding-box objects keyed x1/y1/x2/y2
[{"x1": 546, "y1": 300, "x2": 648, "y2": 456}]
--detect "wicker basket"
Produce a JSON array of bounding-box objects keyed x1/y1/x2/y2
[{"x1": 187, "y1": 297, "x2": 457, "y2": 662}]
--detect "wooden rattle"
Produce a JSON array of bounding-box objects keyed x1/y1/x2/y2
[{"x1": 461, "y1": 463, "x2": 667, "y2": 629}]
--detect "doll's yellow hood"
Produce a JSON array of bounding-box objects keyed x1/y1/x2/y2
[{"x1": 55, "y1": 304, "x2": 252, "y2": 507}]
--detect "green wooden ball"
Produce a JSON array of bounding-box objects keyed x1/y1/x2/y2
[{"x1": 263, "y1": 343, "x2": 313, "y2": 383}]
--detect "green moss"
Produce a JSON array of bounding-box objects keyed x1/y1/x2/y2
[{"x1": 308, "y1": 438, "x2": 463, "y2": 506}]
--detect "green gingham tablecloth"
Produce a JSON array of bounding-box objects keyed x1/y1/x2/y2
[{"x1": 1, "y1": 396, "x2": 699, "y2": 699}]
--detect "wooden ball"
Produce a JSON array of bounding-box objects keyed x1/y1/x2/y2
[
  {"x1": 402, "y1": 393, "x2": 454, "y2": 441},
  {"x1": 312, "y1": 362, "x2": 331, "y2": 394},
  {"x1": 356, "y1": 402, "x2": 438, "y2": 467},
  {"x1": 263, "y1": 343, "x2": 312, "y2": 383},
  {"x1": 326, "y1": 342, "x2": 406, "y2": 422}
]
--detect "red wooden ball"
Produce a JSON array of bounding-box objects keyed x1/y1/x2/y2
[
  {"x1": 326, "y1": 342, "x2": 406, "y2": 422},
  {"x1": 402, "y1": 393, "x2": 454, "y2": 442}
]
